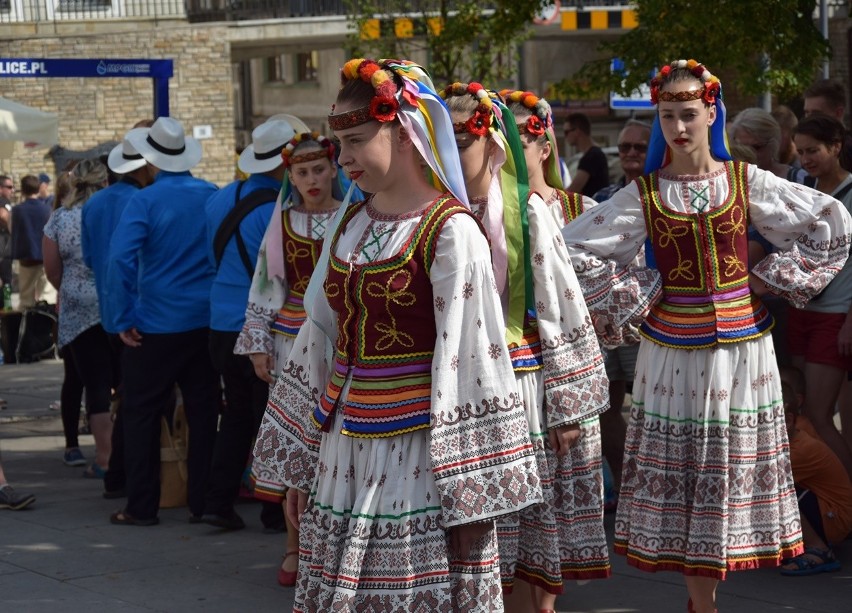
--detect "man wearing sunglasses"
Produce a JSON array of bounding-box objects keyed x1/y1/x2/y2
[{"x1": 592, "y1": 119, "x2": 651, "y2": 203}]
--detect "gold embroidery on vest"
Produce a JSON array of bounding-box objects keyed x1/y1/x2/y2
[
  {"x1": 715, "y1": 206, "x2": 747, "y2": 277},
  {"x1": 366, "y1": 269, "x2": 416, "y2": 351},
  {"x1": 286, "y1": 241, "x2": 312, "y2": 292},
  {"x1": 325, "y1": 281, "x2": 340, "y2": 299},
  {"x1": 654, "y1": 217, "x2": 695, "y2": 281}
]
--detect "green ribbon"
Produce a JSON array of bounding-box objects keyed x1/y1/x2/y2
[{"x1": 494, "y1": 103, "x2": 534, "y2": 346}]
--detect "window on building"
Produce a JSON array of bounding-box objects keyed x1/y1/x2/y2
[
  {"x1": 296, "y1": 51, "x2": 318, "y2": 83},
  {"x1": 0, "y1": 0, "x2": 11, "y2": 11},
  {"x1": 266, "y1": 51, "x2": 319, "y2": 85}
]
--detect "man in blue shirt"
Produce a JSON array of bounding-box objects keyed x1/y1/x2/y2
[
  {"x1": 81, "y1": 127, "x2": 155, "y2": 499},
  {"x1": 106, "y1": 117, "x2": 220, "y2": 526},
  {"x1": 200, "y1": 119, "x2": 294, "y2": 531}
]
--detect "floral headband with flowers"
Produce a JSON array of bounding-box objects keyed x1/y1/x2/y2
[
  {"x1": 327, "y1": 59, "x2": 413, "y2": 131},
  {"x1": 499, "y1": 89, "x2": 551, "y2": 137},
  {"x1": 649, "y1": 59, "x2": 721, "y2": 106},
  {"x1": 440, "y1": 82, "x2": 494, "y2": 137},
  {"x1": 281, "y1": 132, "x2": 335, "y2": 168}
]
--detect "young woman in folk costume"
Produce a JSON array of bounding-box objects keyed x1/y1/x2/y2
[
  {"x1": 499, "y1": 89, "x2": 596, "y2": 227},
  {"x1": 269, "y1": 58, "x2": 542, "y2": 612},
  {"x1": 441, "y1": 82, "x2": 611, "y2": 613},
  {"x1": 561, "y1": 59, "x2": 852, "y2": 613},
  {"x1": 234, "y1": 132, "x2": 344, "y2": 587}
]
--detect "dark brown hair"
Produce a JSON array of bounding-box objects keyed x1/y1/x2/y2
[
  {"x1": 20, "y1": 175, "x2": 39, "y2": 197},
  {"x1": 804, "y1": 79, "x2": 846, "y2": 112}
]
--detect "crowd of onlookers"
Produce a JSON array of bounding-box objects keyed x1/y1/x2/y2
[{"x1": 1, "y1": 78, "x2": 851, "y2": 583}]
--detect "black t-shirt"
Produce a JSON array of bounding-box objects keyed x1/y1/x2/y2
[{"x1": 578, "y1": 146, "x2": 610, "y2": 197}]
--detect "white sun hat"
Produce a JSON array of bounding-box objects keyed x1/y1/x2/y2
[
  {"x1": 267, "y1": 113, "x2": 310, "y2": 134},
  {"x1": 107, "y1": 130, "x2": 149, "y2": 174},
  {"x1": 238, "y1": 119, "x2": 297, "y2": 174},
  {"x1": 126, "y1": 116, "x2": 202, "y2": 172}
]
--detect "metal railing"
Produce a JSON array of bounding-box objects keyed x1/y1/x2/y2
[
  {"x1": 184, "y1": 0, "x2": 346, "y2": 23},
  {"x1": 0, "y1": 0, "x2": 186, "y2": 22},
  {"x1": 0, "y1": 0, "x2": 640, "y2": 24},
  {"x1": 3, "y1": 1, "x2": 847, "y2": 25}
]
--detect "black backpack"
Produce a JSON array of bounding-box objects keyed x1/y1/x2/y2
[{"x1": 212, "y1": 181, "x2": 279, "y2": 278}]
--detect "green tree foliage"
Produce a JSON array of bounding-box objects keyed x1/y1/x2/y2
[
  {"x1": 559, "y1": 0, "x2": 831, "y2": 101},
  {"x1": 344, "y1": 1, "x2": 547, "y2": 85}
]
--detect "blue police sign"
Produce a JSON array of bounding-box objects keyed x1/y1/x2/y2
[
  {"x1": 610, "y1": 58, "x2": 654, "y2": 111},
  {"x1": 0, "y1": 58, "x2": 174, "y2": 116}
]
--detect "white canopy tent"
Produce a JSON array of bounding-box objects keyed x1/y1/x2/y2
[{"x1": 0, "y1": 96, "x2": 59, "y2": 159}]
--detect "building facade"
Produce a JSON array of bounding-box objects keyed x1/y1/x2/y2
[{"x1": 1, "y1": 1, "x2": 849, "y2": 184}]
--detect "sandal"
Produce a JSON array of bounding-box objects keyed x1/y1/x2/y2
[
  {"x1": 83, "y1": 464, "x2": 107, "y2": 479},
  {"x1": 780, "y1": 547, "x2": 841, "y2": 576},
  {"x1": 110, "y1": 510, "x2": 159, "y2": 527},
  {"x1": 277, "y1": 550, "x2": 299, "y2": 587}
]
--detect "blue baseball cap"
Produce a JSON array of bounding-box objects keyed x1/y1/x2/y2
[{"x1": 37, "y1": 173, "x2": 50, "y2": 184}]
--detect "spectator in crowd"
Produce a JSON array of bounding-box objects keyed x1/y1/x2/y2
[
  {"x1": 0, "y1": 174, "x2": 12, "y2": 290},
  {"x1": 45, "y1": 170, "x2": 90, "y2": 468},
  {"x1": 731, "y1": 108, "x2": 808, "y2": 183},
  {"x1": 593, "y1": 119, "x2": 650, "y2": 202},
  {"x1": 10, "y1": 174, "x2": 55, "y2": 307},
  {"x1": 43, "y1": 159, "x2": 113, "y2": 478},
  {"x1": 804, "y1": 79, "x2": 847, "y2": 121},
  {"x1": 790, "y1": 113, "x2": 852, "y2": 479},
  {"x1": 804, "y1": 79, "x2": 852, "y2": 172},
  {"x1": 772, "y1": 105, "x2": 802, "y2": 169},
  {"x1": 591, "y1": 119, "x2": 652, "y2": 508},
  {"x1": 779, "y1": 368, "x2": 852, "y2": 576},
  {"x1": 0, "y1": 452, "x2": 35, "y2": 510},
  {"x1": 37, "y1": 173, "x2": 54, "y2": 209},
  {"x1": 82, "y1": 124, "x2": 156, "y2": 499},
  {"x1": 564, "y1": 112, "x2": 610, "y2": 197},
  {"x1": 107, "y1": 117, "x2": 219, "y2": 526},
  {"x1": 200, "y1": 118, "x2": 295, "y2": 533}
]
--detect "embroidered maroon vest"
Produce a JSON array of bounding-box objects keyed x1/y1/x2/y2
[
  {"x1": 637, "y1": 161, "x2": 772, "y2": 348},
  {"x1": 313, "y1": 195, "x2": 481, "y2": 437},
  {"x1": 555, "y1": 189, "x2": 586, "y2": 224},
  {"x1": 271, "y1": 210, "x2": 323, "y2": 338}
]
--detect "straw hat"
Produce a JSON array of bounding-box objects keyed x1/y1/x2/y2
[
  {"x1": 126, "y1": 117, "x2": 202, "y2": 172},
  {"x1": 238, "y1": 119, "x2": 297, "y2": 174},
  {"x1": 107, "y1": 130, "x2": 148, "y2": 174}
]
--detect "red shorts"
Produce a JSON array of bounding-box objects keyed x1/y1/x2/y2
[{"x1": 788, "y1": 308, "x2": 852, "y2": 371}]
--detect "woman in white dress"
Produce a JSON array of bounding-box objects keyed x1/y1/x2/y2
[
  {"x1": 235, "y1": 132, "x2": 342, "y2": 585},
  {"x1": 561, "y1": 59, "x2": 852, "y2": 613},
  {"x1": 273, "y1": 59, "x2": 542, "y2": 612},
  {"x1": 442, "y1": 82, "x2": 610, "y2": 613}
]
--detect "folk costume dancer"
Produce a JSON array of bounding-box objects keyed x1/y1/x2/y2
[
  {"x1": 441, "y1": 82, "x2": 610, "y2": 613},
  {"x1": 499, "y1": 89, "x2": 596, "y2": 227},
  {"x1": 561, "y1": 59, "x2": 852, "y2": 613},
  {"x1": 270, "y1": 59, "x2": 542, "y2": 612},
  {"x1": 235, "y1": 131, "x2": 344, "y2": 586}
]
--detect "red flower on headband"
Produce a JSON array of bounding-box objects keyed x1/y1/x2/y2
[
  {"x1": 526, "y1": 116, "x2": 545, "y2": 136},
  {"x1": 359, "y1": 61, "x2": 380, "y2": 81},
  {"x1": 702, "y1": 81, "x2": 719, "y2": 105},
  {"x1": 370, "y1": 96, "x2": 399, "y2": 122},
  {"x1": 466, "y1": 109, "x2": 491, "y2": 137}
]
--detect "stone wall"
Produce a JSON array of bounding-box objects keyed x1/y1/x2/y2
[{"x1": 0, "y1": 24, "x2": 235, "y2": 186}]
